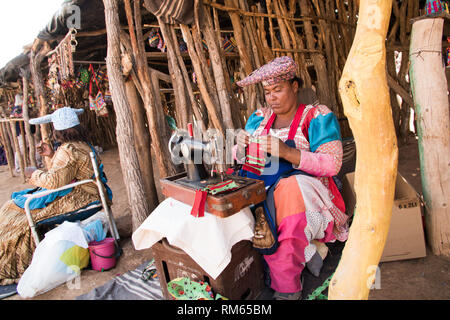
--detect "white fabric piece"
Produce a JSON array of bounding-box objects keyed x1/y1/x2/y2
[
  {"x1": 294, "y1": 174, "x2": 337, "y2": 262},
  {"x1": 295, "y1": 174, "x2": 339, "y2": 228},
  {"x1": 132, "y1": 197, "x2": 255, "y2": 279},
  {"x1": 303, "y1": 210, "x2": 332, "y2": 262}
]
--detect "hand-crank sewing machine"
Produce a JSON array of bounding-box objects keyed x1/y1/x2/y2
[{"x1": 160, "y1": 127, "x2": 266, "y2": 217}]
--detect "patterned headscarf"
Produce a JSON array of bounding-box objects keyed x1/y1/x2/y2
[{"x1": 236, "y1": 56, "x2": 298, "y2": 87}]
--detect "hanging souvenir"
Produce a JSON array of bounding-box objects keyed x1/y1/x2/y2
[
  {"x1": 96, "y1": 68, "x2": 108, "y2": 83},
  {"x1": 202, "y1": 39, "x2": 208, "y2": 51},
  {"x1": 104, "y1": 88, "x2": 112, "y2": 103},
  {"x1": 222, "y1": 36, "x2": 236, "y2": 53},
  {"x1": 80, "y1": 68, "x2": 90, "y2": 84},
  {"x1": 148, "y1": 29, "x2": 166, "y2": 52},
  {"x1": 88, "y1": 64, "x2": 109, "y2": 117},
  {"x1": 148, "y1": 29, "x2": 160, "y2": 47},
  {"x1": 55, "y1": 32, "x2": 75, "y2": 81}
]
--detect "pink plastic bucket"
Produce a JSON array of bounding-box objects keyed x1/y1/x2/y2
[{"x1": 88, "y1": 238, "x2": 117, "y2": 271}]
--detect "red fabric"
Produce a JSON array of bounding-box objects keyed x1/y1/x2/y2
[
  {"x1": 225, "y1": 168, "x2": 234, "y2": 175},
  {"x1": 287, "y1": 104, "x2": 306, "y2": 140},
  {"x1": 328, "y1": 177, "x2": 346, "y2": 215},
  {"x1": 242, "y1": 164, "x2": 263, "y2": 175},
  {"x1": 190, "y1": 190, "x2": 207, "y2": 218},
  {"x1": 300, "y1": 107, "x2": 316, "y2": 142}
]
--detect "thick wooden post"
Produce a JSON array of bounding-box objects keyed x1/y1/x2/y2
[
  {"x1": 328, "y1": 0, "x2": 398, "y2": 300},
  {"x1": 103, "y1": 0, "x2": 151, "y2": 231},
  {"x1": 124, "y1": 78, "x2": 159, "y2": 210},
  {"x1": 409, "y1": 16, "x2": 450, "y2": 256}
]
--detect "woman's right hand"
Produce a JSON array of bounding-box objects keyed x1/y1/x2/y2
[
  {"x1": 36, "y1": 141, "x2": 54, "y2": 158},
  {"x1": 236, "y1": 129, "x2": 250, "y2": 158}
]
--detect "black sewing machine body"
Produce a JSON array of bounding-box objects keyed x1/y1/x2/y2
[{"x1": 163, "y1": 130, "x2": 266, "y2": 216}]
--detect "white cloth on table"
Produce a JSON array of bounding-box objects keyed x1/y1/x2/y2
[{"x1": 132, "y1": 197, "x2": 255, "y2": 279}]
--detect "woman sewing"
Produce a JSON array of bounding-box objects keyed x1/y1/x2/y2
[
  {"x1": 235, "y1": 56, "x2": 349, "y2": 300},
  {"x1": 0, "y1": 107, "x2": 108, "y2": 286}
]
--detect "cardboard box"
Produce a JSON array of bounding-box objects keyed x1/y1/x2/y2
[{"x1": 342, "y1": 171, "x2": 427, "y2": 262}]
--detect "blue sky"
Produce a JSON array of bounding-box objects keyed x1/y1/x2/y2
[{"x1": 0, "y1": 0, "x2": 64, "y2": 68}]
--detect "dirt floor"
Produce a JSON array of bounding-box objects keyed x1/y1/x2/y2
[{"x1": 2, "y1": 134, "x2": 450, "y2": 300}]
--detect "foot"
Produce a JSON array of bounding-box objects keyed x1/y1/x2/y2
[
  {"x1": 306, "y1": 241, "x2": 328, "y2": 277},
  {"x1": 273, "y1": 291, "x2": 302, "y2": 300},
  {"x1": 306, "y1": 250, "x2": 324, "y2": 277}
]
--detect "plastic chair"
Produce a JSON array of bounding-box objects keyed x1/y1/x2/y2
[{"x1": 24, "y1": 151, "x2": 120, "y2": 246}]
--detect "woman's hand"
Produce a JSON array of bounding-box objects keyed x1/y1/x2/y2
[
  {"x1": 236, "y1": 129, "x2": 251, "y2": 159},
  {"x1": 36, "y1": 141, "x2": 54, "y2": 158},
  {"x1": 258, "y1": 135, "x2": 289, "y2": 158},
  {"x1": 24, "y1": 166, "x2": 37, "y2": 179},
  {"x1": 258, "y1": 135, "x2": 301, "y2": 165}
]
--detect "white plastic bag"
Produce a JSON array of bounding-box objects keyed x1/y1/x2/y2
[{"x1": 17, "y1": 221, "x2": 90, "y2": 298}]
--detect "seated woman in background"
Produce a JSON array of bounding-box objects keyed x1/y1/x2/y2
[
  {"x1": 0, "y1": 107, "x2": 107, "y2": 285},
  {"x1": 234, "y1": 56, "x2": 349, "y2": 300}
]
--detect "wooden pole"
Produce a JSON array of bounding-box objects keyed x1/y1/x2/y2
[
  {"x1": 18, "y1": 121, "x2": 28, "y2": 167},
  {"x1": 409, "y1": 16, "x2": 450, "y2": 256},
  {"x1": 328, "y1": 0, "x2": 398, "y2": 300},
  {"x1": 30, "y1": 40, "x2": 51, "y2": 144},
  {"x1": 0, "y1": 122, "x2": 14, "y2": 177},
  {"x1": 22, "y1": 77, "x2": 37, "y2": 168},
  {"x1": 103, "y1": 0, "x2": 151, "y2": 232},
  {"x1": 9, "y1": 121, "x2": 26, "y2": 182}
]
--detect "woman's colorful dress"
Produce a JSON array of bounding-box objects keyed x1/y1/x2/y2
[{"x1": 238, "y1": 104, "x2": 349, "y2": 293}]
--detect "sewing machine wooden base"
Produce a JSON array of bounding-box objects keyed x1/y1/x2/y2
[{"x1": 160, "y1": 172, "x2": 266, "y2": 217}]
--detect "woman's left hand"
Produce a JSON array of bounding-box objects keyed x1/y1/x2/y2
[{"x1": 258, "y1": 135, "x2": 290, "y2": 159}]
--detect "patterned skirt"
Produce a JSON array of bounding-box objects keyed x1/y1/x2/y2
[{"x1": 0, "y1": 188, "x2": 99, "y2": 285}]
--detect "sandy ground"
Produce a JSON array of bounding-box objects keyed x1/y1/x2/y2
[{"x1": 2, "y1": 135, "x2": 450, "y2": 300}]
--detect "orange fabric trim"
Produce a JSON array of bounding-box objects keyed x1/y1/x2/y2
[{"x1": 273, "y1": 175, "x2": 305, "y2": 226}]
